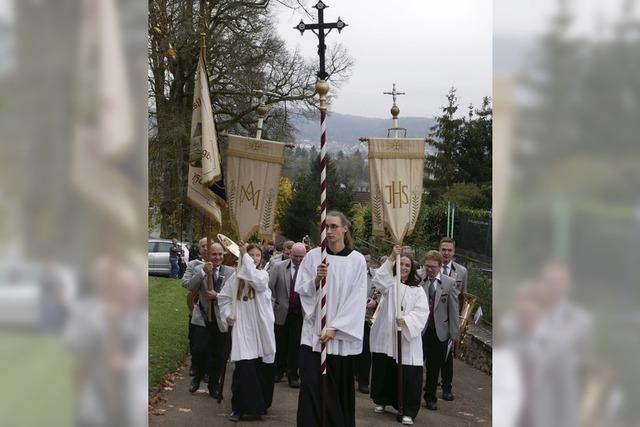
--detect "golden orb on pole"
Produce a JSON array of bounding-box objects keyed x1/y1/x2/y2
[
  {"x1": 391, "y1": 105, "x2": 400, "y2": 119},
  {"x1": 316, "y1": 79, "x2": 330, "y2": 111},
  {"x1": 257, "y1": 102, "x2": 268, "y2": 117}
]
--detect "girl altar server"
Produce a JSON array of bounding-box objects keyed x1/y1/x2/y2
[
  {"x1": 369, "y1": 245, "x2": 429, "y2": 426},
  {"x1": 219, "y1": 242, "x2": 276, "y2": 422}
]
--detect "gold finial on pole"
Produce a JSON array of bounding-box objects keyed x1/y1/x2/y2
[
  {"x1": 256, "y1": 102, "x2": 268, "y2": 139},
  {"x1": 391, "y1": 105, "x2": 400, "y2": 119},
  {"x1": 316, "y1": 80, "x2": 330, "y2": 112}
]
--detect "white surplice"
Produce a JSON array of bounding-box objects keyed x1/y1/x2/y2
[
  {"x1": 369, "y1": 258, "x2": 429, "y2": 366},
  {"x1": 219, "y1": 253, "x2": 276, "y2": 363},
  {"x1": 295, "y1": 247, "x2": 367, "y2": 356}
]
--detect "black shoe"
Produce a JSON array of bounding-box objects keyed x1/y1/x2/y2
[
  {"x1": 288, "y1": 377, "x2": 301, "y2": 388},
  {"x1": 189, "y1": 378, "x2": 201, "y2": 393},
  {"x1": 425, "y1": 400, "x2": 438, "y2": 411},
  {"x1": 208, "y1": 387, "x2": 220, "y2": 399},
  {"x1": 358, "y1": 384, "x2": 370, "y2": 394},
  {"x1": 442, "y1": 391, "x2": 454, "y2": 401}
]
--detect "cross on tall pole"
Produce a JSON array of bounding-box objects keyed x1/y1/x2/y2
[
  {"x1": 295, "y1": 0, "x2": 347, "y2": 80},
  {"x1": 295, "y1": 2, "x2": 346, "y2": 426},
  {"x1": 384, "y1": 83, "x2": 406, "y2": 138},
  {"x1": 251, "y1": 89, "x2": 278, "y2": 140}
]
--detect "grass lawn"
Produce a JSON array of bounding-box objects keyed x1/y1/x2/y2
[
  {"x1": 149, "y1": 276, "x2": 190, "y2": 393},
  {"x1": 0, "y1": 332, "x2": 73, "y2": 427}
]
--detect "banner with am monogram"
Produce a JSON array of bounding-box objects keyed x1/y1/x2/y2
[
  {"x1": 225, "y1": 135, "x2": 286, "y2": 241},
  {"x1": 367, "y1": 138, "x2": 426, "y2": 243}
]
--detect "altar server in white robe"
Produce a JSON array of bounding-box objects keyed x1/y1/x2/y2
[
  {"x1": 369, "y1": 245, "x2": 429, "y2": 425},
  {"x1": 219, "y1": 243, "x2": 276, "y2": 422},
  {"x1": 295, "y1": 211, "x2": 368, "y2": 427}
]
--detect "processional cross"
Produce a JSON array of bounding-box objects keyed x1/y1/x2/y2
[{"x1": 294, "y1": 2, "x2": 347, "y2": 426}]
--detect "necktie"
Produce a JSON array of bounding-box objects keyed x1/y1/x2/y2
[
  {"x1": 213, "y1": 267, "x2": 219, "y2": 291},
  {"x1": 426, "y1": 278, "x2": 436, "y2": 329},
  {"x1": 289, "y1": 265, "x2": 301, "y2": 315},
  {"x1": 442, "y1": 265, "x2": 449, "y2": 276},
  {"x1": 428, "y1": 278, "x2": 436, "y2": 298}
]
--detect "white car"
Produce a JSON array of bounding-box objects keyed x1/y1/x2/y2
[{"x1": 0, "y1": 262, "x2": 76, "y2": 329}]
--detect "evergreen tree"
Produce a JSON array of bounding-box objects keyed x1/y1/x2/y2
[
  {"x1": 426, "y1": 87, "x2": 463, "y2": 190},
  {"x1": 281, "y1": 154, "x2": 353, "y2": 241},
  {"x1": 457, "y1": 97, "x2": 492, "y2": 184}
]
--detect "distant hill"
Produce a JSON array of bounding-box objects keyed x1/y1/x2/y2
[{"x1": 290, "y1": 112, "x2": 435, "y2": 152}]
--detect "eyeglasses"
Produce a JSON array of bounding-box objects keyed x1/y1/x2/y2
[{"x1": 424, "y1": 264, "x2": 440, "y2": 270}]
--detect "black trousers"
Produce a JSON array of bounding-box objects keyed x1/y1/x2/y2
[
  {"x1": 274, "y1": 311, "x2": 303, "y2": 379},
  {"x1": 191, "y1": 318, "x2": 227, "y2": 392},
  {"x1": 297, "y1": 345, "x2": 355, "y2": 427},
  {"x1": 370, "y1": 353, "x2": 423, "y2": 419},
  {"x1": 188, "y1": 315, "x2": 195, "y2": 357},
  {"x1": 231, "y1": 358, "x2": 274, "y2": 415},
  {"x1": 422, "y1": 327, "x2": 447, "y2": 403},
  {"x1": 354, "y1": 321, "x2": 372, "y2": 386},
  {"x1": 441, "y1": 346, "x2": 453, "y2": 393}
]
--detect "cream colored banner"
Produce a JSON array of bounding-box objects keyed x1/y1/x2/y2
[
  {"x1": 368, "y1": 138, "x2": 426, "y2": 243},
  {"x1": 226, "y1": 135, "x2": 286, "y2": 240},
  {"x1": 190, "y1": 53, "x2": 222, "y2": 185}
]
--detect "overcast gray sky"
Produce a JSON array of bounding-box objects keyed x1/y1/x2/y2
[{"x1": 274, "y1": 0, "x2": 492, "y2": 118}]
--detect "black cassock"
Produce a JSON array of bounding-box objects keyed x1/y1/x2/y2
[{"x1": 297, "y1": 345, "x2": 355, "y2": 427}]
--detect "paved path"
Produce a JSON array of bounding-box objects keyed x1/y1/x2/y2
[{"x1": 150, "y1": 359, "x2": 491, "y2": 426}]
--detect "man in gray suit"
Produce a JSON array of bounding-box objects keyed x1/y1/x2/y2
[
  {"x1": 439, "y1": 237, "x2": 468, "y2": 401},
  {"x1": 266, "y1": 240, "x2": 294, "y2": 271},
  {"x1": 420, "y1": 250, "x2": 459, "y2": 410},
  {"x1": 269, "y1": 242, "x2": 306, "y2": 387},
  {"x1": 182, "y1": 238, "x2": 235, "y2": 397}
]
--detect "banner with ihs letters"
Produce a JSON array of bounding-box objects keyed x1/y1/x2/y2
[
  {"x1": 225, "y1": 135, "x2": 286, "y2": 241},
  {"x1": 367, "y1": 138, "x2": 426, "y2": 243}
]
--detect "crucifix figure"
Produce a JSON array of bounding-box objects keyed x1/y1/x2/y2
[
  {"x1": 295, "y1": 0, "x2": 347, "y2": 79},
  {"x1": 383, "y1": 82, "x2": 406, "y2": 108}
]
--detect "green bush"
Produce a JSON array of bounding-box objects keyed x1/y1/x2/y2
[
  {"x1": 442, "y1": 182, "x2": 491, "y2": 210},
  {"x1": 466, "y1": 263, "x2": 492, "y2": 324}
]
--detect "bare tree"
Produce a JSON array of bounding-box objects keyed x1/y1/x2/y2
[{"x1": 148, "y1": 0, "x2": 353, "y2": 237}]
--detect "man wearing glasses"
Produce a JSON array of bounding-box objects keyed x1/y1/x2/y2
[{"x1": 420, "y1": 250, "x2": 459, "y2": 411}]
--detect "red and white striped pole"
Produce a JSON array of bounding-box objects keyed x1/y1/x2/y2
[{"x1": 316, "y1": 78, "x2": 330, "y2": 427}]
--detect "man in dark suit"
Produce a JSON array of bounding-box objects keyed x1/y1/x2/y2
[
  {"x1": 439, "y1": 237, "x2": 468, "y2": 401},
  {"x1": 268, "y1": 242, "x2": 307, "y2": 387},
  {"x1": 182, "y1": 238, "x2": 235, "y2": 397},
  {"x1": 420, "y1": 250, "x2": 459, "y2": 410},
  {"x1": 354, "y1": 247, "x2": 377, "y2": 394}
]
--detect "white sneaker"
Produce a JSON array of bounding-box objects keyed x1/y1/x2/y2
[
  {"x1": 374, "y1": 405, "x2": 385, "y2": 413},
  {"x1": 401, "y1": 415, "x2": 414, "y2": 425}
]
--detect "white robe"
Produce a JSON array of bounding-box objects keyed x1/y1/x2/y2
[
  {"x1": 369, "y1": 258, "x2": 429, "y2": 366},
  {"x1": 219, "y1": 253, "x2": 276, "y2": 363},
  {"x1": 296, "y1": 247, "x2": 367, "y2": 356}
]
